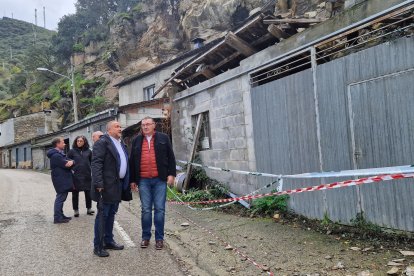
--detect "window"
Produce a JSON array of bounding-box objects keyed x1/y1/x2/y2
[
  {"x1": 143, "y1": 84, "x2": 155, "y2": 101},
  {"x1": 192, "y1": 111, "x2": 211, "y2": 151}
]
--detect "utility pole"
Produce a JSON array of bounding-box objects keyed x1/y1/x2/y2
[
  {"x1": 35, "y1": 9, "x2": 37, "y2": 26},
  {"x1": 43, "y1": 7, "x2": 46, "y2": 29},
  {"x1": 71, "y1": 63, "x2": 79, "y2": 123}
]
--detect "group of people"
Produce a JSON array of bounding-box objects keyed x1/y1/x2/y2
[{"x1": 47, "y1": 117, "x2": 176, "y2": 257}]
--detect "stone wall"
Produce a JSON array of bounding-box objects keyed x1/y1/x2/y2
[
  {"x1": 13, "y1": 112, "x2": 58, "y2": 144},
  {"x1": 32, "y1": 148, "x2": 47, "y2": 170}
]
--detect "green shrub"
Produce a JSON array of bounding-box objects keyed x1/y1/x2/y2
[
  {"x1": 72, "y1": 43, "x2": 85, "y2": 53},
  {"x1": 250, "y1": 193, "x2": 289, "y2": 216},
  {"x1": 351, "y1": 212, "x2": 382, "y2": 233}
]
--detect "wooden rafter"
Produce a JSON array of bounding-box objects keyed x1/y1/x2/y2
[
  {"x1": 267, "y1": 24, "x2": 290, "y2": 39},
  {"x1": 263, "y1": 18, "x2": 323, "y2": 25},
  {"x1": 224, "y1": 31, "x2": 257, "y2": 56}
]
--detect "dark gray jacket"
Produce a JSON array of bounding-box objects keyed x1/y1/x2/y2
[
  {"x1": 91, "y1": 134, "x2": 130, "y2": 203},
  {"x1": 67, "y1": 148, "x2": 92, "y2": 191}
]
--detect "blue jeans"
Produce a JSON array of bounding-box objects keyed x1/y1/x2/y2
[
  {"x1": 93, "y1": 202, "x2": 119, "y2": 248},
  {"x1": 54, "y1": 192, "x2": 68, "y2": 221},
  {"x1": 139, "y1": 178, "x2": 167, "y2": 241}
]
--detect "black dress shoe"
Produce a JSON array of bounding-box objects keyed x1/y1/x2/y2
[
  {"x1": 54, "y1": 219, "x2": 70, "y2": 224},
  {"x1": 104, "y1": 242, "x2": 124, "y2": 250},
  {"x1": 93, "y1": 248, "x2": 109, "y2": 257},
  {"x1": 62, "y1": 215, "x2": 72, "y2": 220}
]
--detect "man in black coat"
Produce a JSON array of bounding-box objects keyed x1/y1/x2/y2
[
  {"x1": 130, "y1": 116, "x2": 176, "y2": 250},
  {"x1": 91, "y1": 121, "x2": 130, "y2": 257},
  {"x1": 47, "y1": 137, "x2": 74, "y2": 224}
]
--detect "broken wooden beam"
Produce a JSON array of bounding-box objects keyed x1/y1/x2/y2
[
  {"x1": 200, "y1": 67, "x2": 216, "y2": 79},
  {"x1": 267, "y1": 24, "x2": 290, "y2": 39},
  {"x1": 183, "y1": 113, "x2": 203, "y2": 191},
  {"x1": 224, "y1": 31, "x2": 257, "y2": 57},
  {"x1": 263, "y1": 18, "x2": 323, "y2": 25}
]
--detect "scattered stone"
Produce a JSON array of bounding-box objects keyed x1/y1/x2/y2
[
  {"x1": 362, "y1": 247, "x2": 372, "y2": 252},
  {"x1": 400, "y1": 251, "x2": 414, "y2": 256},
  {"x1": 225, "y1": 245, "x2": 233, "y2": 250},
  {"x1": 318, "y1": 2, "x2": 326, "y2": 8},
  {"x1": 388, "y1": 261, "x2": 404, "y2": 266},
  {"x1": 273, "y1": 213, "x2": 280, "y2": 220},
  {"x1": 326, "y1": 230, "x2": 332, "y2": 235},
  {"x1": 357, "y1": 271, "x2": 373, "y2": 276},
  {"x1": 240, "y1": 257, "x2": 247, "y2": 261},
  {"x1": 304, "y1": 11, "x2": 317, "y2": 18},
  {"x1": 405, "y1": 265, "x2": 414, "y2": 276},
  {"x1": 325, "y1": 255, "x2": 332, "y2": 260},
  {"x1": 180, "y1": 222, "x2": 190, "y2": 227},
  {"x1": 262, "y1": 265, "x2": 270, "y2": 271},
  {"x1": 391, "y1": 259, "x2": 405, "y2": 263},
  {"x1": 210, "y1": 250, "x2": 216, "y2": 253},
  {"x1": 208, "y1": 241, "x2": 216, "y2": 245},
  {"x1": 333, "y1": 262, "x2": 345, "y2": 270},
  {"x1": 350, "y1": 247, "x2": 361, "y2": 251},
  {"x1": 387, "y1": 267, "x2": 399, "y2": 275},
  {"x1": 226, "y1": 267, "x2": 236, "y2": 272}
]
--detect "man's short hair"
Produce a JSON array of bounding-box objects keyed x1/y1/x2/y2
[
  {"x1": 106, "y1": 120, "x2": 118, "y2": 131},
  {"x1": 51, "y1": 137, "x2": 63, "y2": 148},
  {"x1": 141, "y1": 116, "x2": 155, "y2": 123}
]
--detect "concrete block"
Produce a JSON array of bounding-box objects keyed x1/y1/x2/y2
[
  {"x1": 229, "y1": 149, "x2": 246, "y2": 161},
  {"x1": 234, "y1": 114, "x2": 245, "y2": 125},
  {"x1": 228, "y1": 126, "x2": 245, "y2": 139},
  {"x1": 218, "y1": 150, "x2": 231, "y2": 160},
  {"x1": 234, "y1": 138, "x2": 247, "y2": 149}
]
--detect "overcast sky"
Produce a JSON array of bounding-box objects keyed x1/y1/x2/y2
[{"x1": 2, "y1": 0, "x2": 77, "y2": 31}]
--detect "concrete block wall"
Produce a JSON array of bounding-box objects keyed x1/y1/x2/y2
[
  {"x1": 32, "y1": 148, "x2": 47, "y2": 170},
  {"x1": 172, "y1": 75, "x2": 257, "y2": 195}
]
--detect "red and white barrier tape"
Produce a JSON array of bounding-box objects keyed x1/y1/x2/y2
[
  {"x1": 171, "y1": 207, "x2": 274, "y2": 275},
  {"x1": 168, "y1": 173, "x2": 414, "y2": 206}
]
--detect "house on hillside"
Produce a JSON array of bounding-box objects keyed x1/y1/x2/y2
[
  {"x1": 0, "y1": 111, "x2": 59, "y2": 168},
  {"x1": 160, "y1": 0, "x2": 414, "y2": 232},
  {"x1": 114, "y1": 40, "x2": 218, "y2": 147}
]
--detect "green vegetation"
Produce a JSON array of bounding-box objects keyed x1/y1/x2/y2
[
  {"x1": 351, "y1": 212, "x2": 382, "y2": 233},
  {"x1": 0, "y1": 0, "x2": 144, "y2": 124},
  {"x1": 249, "y1": 193, "x2": 289, "y2": 217}
]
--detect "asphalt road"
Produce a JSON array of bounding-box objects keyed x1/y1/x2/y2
[
  {"x1": 0, "y1": 169, "x2": 183, "y2": 276},
  {"x1": 1, "y1": 169, "x2": 413, "y2": 276}
]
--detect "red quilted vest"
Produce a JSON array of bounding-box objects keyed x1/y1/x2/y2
[{"x1": 140, "y1": 136, "x2": 159, "y2": 178}]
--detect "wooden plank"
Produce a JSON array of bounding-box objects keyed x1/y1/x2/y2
[
  {"x1": 183, "y1": 113, "x2": 203, "y2": 191},
  {"x1": 267, "y1": 24, "x2": 290, "y2": 39},
  {"x1": 200, "y1": 67, "x2": 216, "y2": 79},
  {"x1": 224, "y1": 31, "x2": 257, "y2": 56},
  {"x1": 263, "y1": 18, "x2": 323, "y2": 24}
]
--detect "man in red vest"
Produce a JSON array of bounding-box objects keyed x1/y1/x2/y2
[{"x1": 129, "y1": 116, "x2": 176, "y2": 250}]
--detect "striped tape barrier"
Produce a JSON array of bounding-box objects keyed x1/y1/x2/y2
[
  {"x1": 171, "y1": 207, "x2": 274, "y2": 275},
  {"x1": 178, "y1": 160, "x2": 414, "y2": 179},
  {"x1": 168, "y1": 173, "x2": 414, "y2": 206},
  {"x1": 168, "y1": 179, "x2": 281, "y2": 211}
]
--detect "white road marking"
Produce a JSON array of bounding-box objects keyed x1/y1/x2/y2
[{"x1": 114, "y1": 221, "x2": 136, "y2": 248}]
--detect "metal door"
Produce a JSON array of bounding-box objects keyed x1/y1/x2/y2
[{"x1": 348, "y1": 69, "x2": 414, "y2": 230}]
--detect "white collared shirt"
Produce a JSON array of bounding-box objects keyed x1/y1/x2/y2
[
  {"x1": 109, "y1": 136, "x2": 127, "y2": 179},
  {"x1": 145, "y1": 135, "x2": 153, "y2": 150}
]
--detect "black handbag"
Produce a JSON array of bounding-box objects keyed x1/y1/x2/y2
[{"x1": 121, "y1": 187, "x2": 133, "y2": 201}]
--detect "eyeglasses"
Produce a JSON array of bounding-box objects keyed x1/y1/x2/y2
[{"x1": 142, "y1": 123, "x2": 154, "y2": 127}]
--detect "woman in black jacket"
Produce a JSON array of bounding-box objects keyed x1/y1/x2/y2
[{"x1": 67, "y1": 136, "x2": 94, "y2": 217}]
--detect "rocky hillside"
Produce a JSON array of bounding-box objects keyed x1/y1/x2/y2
[
  {"x1": 78, "y1": 0, "x2": 344, "y2": 101},
  {"x1": 0, "y1": 0, "x2": 345, "y2": 125}
]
